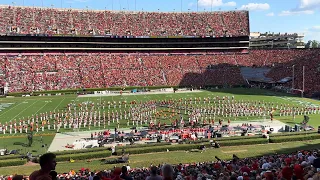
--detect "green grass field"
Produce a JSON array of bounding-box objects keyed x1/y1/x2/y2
[
  {"x1": 1, "y1": 88, "x2": 319, "y2": 127},
  {"x1": 0, "y1": 139, "x2": 319, "y2": 175},
  {"x1": 0, "y1": 88, "x2": 319, "y2": 154},
  {"x1": 0, "y1": 135, "x2": 55, "y2": 155}
]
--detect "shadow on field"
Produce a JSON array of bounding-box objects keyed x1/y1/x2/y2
[
  {"x1": 232, "y1": 142, "x2": 320, "y2": 160},
  {"x1": 272, "y1": 143, "x2": 320, "y2": 155},
  {"x1": 203, "y1": 88, "x2": 297, "y2": 97},
  {"x1": 178, "y1": 49, "x2": 320, "y2": 98},
  {"x1": 178, "y1": 64, "x2": 299, "y2": 97},
  {"x1": 13, "y1": 142, "x2": 29, "y2": 147}
]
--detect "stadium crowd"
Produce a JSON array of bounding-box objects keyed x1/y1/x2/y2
[
  {"x1": 1, "y1": 49, "x2": 320, "y2": 95},
  {"x1": 0, "y1": 6, "x2": 249, "y2": 37},
  {"x1": 3, "y1": 149, "x2": 320, "y2": 180}
]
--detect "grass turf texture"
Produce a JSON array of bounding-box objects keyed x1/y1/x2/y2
[
  {"x1": 1, "y1": 88, "x2": 319, "y2": 128},
  {"x1": 0, "y1": 139, "x2": 319, "y2": 176},
  {"x1": 0, "y1": 88, "x2": 319, "y2": 153},
  {"x1": 0, "y1": 134, "x2": 55, "y2": 156},
  {"x1": 0, "y1": 132, "x2": 318, "y2": 166}
]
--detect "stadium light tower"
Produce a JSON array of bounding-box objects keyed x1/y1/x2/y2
[
  {"x1": 112, "y1": 0, "x2": 114, "y2": 10},
  {"x1": 197, "y1": 0, "x2": 198, "y2": 12},
  {"x1": 127, "y1": 0, "x2": 129, "y2": 11}
]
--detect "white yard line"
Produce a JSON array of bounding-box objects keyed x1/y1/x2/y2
[
  {"x1": 34, "y1": 98, "x2": 54, "y2": 115},
  {"x1": 53, "y1": 98, "x2": 66, "y2": 111},
  {"x1": 0, "y1": 101, "x2": 25, "y2": 117},
  {"x1": 10, "y1": 100, "x2": 40, "y2": 121}
]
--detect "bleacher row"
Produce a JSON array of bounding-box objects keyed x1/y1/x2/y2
[
  {"x1": 0, "y1": 49, "x2": 319, "y2": 94},
  {"x1": 63, "y1": 149, "x2": 320, "y2": 180},
  {"x1": 0, "y1": 6, "x2": 249, "y2": 37}
]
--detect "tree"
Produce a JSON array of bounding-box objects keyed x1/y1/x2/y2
[
  {"x1": 305, "y1": 40, "x2": 312, "y2": 48},
  {"x1": 312, "y1": 40, "x2": 319, "y2": 48}
]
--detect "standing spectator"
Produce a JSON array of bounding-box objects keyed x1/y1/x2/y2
[
  {"x1": 49, "y1": 171, "x2": 57, "y2": 180},
  {"x1": 162, "y1": 164, "x2": 174, "y2": 180},
  {"x1": 282, "y1": 164, "x2": 293, "y2": 180},
  {"x1": 146, "y1": 166, "x2": 163, "y2": 180},
  {"x1": 314, "y1": 153, "x2": 320, "y2": 168},
  {"x1": 89, "y1": 172, "x2": 95, "y2": 180},
  {"x1": 29, "y1": 153, "x2": 57, "y2": 180},
  {"x1": 308, "y1": 152, "x2": 316, "y2": 164},
  {"x1": 12, "y1": 175, "x2": 24, "y2": 180},
  {"x1": 120, "y1": 166, "x2": 133, "y2": 180},
  {"x1": 93, "y1": 176, "x2": 101, "y2": 180},
  {"x1": 112, "y1": 167, "x2": 123, "y2": 180}
]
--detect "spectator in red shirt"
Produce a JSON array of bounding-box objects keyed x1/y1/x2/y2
[
  {"x1": 282, "y1": 165, "x2": 293, "y2": 180},
  {"x1": 251, "y1": 161, "x2": 259, "y2": 171},
  {"x1": 240, "y1": 164, "x2": 251, "y2": 174},
  {"x1": 111, "y1": 168, "x2": 123, "y2": 180},
  {"x1": 294, "y1": 162, "x2": 304, "y2": 180}
]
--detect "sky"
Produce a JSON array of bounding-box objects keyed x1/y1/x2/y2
[{"x1": 1, "y1": 0, "x2": 320, "y2": 41}]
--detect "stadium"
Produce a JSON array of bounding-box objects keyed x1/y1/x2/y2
[{"x1": 0, "y1": 4, "x2": 319, "y2": 180}]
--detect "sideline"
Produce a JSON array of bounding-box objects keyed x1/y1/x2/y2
[{"x1": 78, "y1": 90, "x2": 203, "y2": 98}]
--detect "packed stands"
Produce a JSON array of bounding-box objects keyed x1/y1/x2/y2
[
  {"x1": 116, "y1": 149, "x2": 319, "y2": 180},
  {"x1": 1, "y1": 49, "x2": 320, "y2": 94},
  {"x1": 0, "y1": 6, "x2": 249, "y2": 37},
  {"x1": 3, "y1": 149, "x2": 320, "y2": 179},
  {"x1": 0, "y1": 53, "x2": 246, "y2": 92},
  {"x1": 266, "y1": 49, "x2": 320, "y2": 96}
]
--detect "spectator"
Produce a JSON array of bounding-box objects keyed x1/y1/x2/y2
[
  {"x1": 29, "y1": 153, "x2": 57, "y2": 180},
  {"x1": 112, "y1": 167, "x2": 123, "y2": 180},
  {"x1": 49, "y1": 171, "x2": 57, "y2": 180},
  {"x1": 93, "y1": 176, "x2": 101, "y2": 180},
  {"x1": 146, "y1": 166, "x2": 163, "y2": 180},
  {"x1": 12, "y1": 175, "x2": 24, "y2": 180},
  {"x1": 120, "y1": 166, "x2": 133, "y2": 180},
  {"x1": 161, "y1": 164, "x2": 174, "y2": 180},
  {"x1": 89, "y1": 172, "x2": 95, "y2": 180},
  {"x1": 314, "y1": 153, "x2": 320, "y2": 168},
  {"x1": 281, "y1": 164, "x2": 293, "y2": 180},
  {"x1": 308, "y1": 152, "x2": 316, "y2": 164}
]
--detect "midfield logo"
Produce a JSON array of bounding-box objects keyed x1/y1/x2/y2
[
  {"x1": 278, "y1": 97, "x2": 319, "y2": 107},
  {"x1": 0, "y1": 103, "x2": 14, "y2": 112}
]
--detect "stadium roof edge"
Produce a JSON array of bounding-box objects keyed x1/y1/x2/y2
[
  {"x1": 0, "y1": 47, "x2": 249, "y2": 50},
  {"x1": 0, "y1": 5, "x2": 249, "y2": 13}
]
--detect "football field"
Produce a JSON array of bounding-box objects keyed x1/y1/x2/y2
[
  {"x1": 0, "y1": 88, "x2": 319, "y2": 158},
  {"x1": 0, "y1": 88, "x2": 319, "y2": 131}
]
